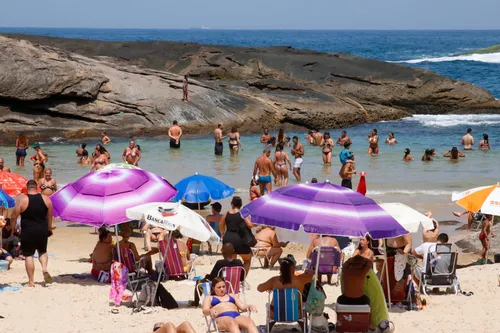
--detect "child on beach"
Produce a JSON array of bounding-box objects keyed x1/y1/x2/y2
[{"x1": 479, "y1": 215, "x2": 495, "y2": 260}]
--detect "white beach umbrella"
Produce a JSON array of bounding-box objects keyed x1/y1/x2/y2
[
  {"x1": 125, "y1": 201, "x2": 220, "y2": 242},
  {"x1": 99, "y1": 163, "x2": 141, "y2": 172},
  {"x1": 452, "y1": 184, "x2": 500, "y2": 215},
  {"x1": 378, "y1": 203, "x2": 435, "y2": 233}
]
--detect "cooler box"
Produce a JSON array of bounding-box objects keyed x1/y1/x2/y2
[
  {"x1": 335, "y1": 304, "x2": 371, "y2": 333},
  {"x1": 0, "y1": 260, "x2": 8, "y2": 271}
]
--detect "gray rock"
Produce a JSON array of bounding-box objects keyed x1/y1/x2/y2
[{"x1": 0, "y1": 34, "x2": 499, "y2": 141}]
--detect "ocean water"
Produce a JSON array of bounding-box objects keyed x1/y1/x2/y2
[{"x1": 1, "y1": 28, "x2": 499, "y2": 225}]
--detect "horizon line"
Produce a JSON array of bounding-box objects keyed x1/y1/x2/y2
[{"x1": 1, "y1": 26, "x2": 500, "y2": 32}]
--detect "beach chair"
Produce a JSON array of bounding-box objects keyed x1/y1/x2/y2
[
  {"x1": 266, "y1": 288, "x2": 306, "y2": 333},
  {"x1": 197, "y1": 281, "x2": 252, "y2": 333},
  {"x1": 112, "y1": 246, "x2": 149, "y2": 300},
  {"x1": 159, "y1": 238, "x2": 196, "y2": 280},
  {"x1": 251, "y1": 246, "x2": 272, "y2": 268},
  {"x1": 310, "y1": 246, "x2": 342, "y2": 286},
  {"x1": 334, "y1": 304, "x2": 371, "y2": 333},
  {"x1": 218, "y1": 266, "x2": 246, "y2": 301},
  {"x1": 420, "y1": 243, "x2": 459, "y2": 296}
]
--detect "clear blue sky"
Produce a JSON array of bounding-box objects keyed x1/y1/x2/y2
[{"x1": 2, "y1": 0, "x2": 500, "y2": 30}]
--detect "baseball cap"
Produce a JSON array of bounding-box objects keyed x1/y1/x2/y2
[{"x1": 210, "y1": 202, "x2": 222, "y2": 213}]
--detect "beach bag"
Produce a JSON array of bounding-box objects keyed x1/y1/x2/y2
[
  {"x1": 305, "y1": 279, "x2": 326, "y2": 316},
  {"x1": 238, "y1": 214, "x2": 257, "y2": 247},
  {"x1": 156, "y1": 283, "x2": 178, "y2": 309}
]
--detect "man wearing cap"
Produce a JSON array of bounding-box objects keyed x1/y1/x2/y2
[
  {"x1": 253, "y1": 148, "x2": 276, "y2": 194},
  {"x1": 206, "y1": 202, "x2": 223, "y2": 253},
  {"x1": 10, "y1": 179, "x2": 54, "y2": 286}
]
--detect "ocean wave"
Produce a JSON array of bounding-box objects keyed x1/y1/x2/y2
[
  {"x1": 394, "y1": 52, "x2": 500, "y2": 64},
  {"x1": 368, "y1": 189, "x2": 453, "y2": 196},
  {"x1": 403, "y1": 114, "x2": 500, "y2": 127}
]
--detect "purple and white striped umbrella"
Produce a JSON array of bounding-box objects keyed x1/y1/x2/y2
[
  {"x1": 51, "y1": 168, "x2": 177, "y2": 227},
  {"x1": 240, "y1": 182, "x2": 408, "y2": 239}
]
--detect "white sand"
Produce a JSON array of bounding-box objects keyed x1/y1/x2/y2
[{"x1": 1, "y1": 225, "x2": 500, "y2": 333}]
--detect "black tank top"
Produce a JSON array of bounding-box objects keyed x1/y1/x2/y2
[
  {"x1": 226, "y1": 211, "x2": 244, "y2": 232},
  {"x1": 21, "y1": 194, "x2": 49, "y2": 234}
]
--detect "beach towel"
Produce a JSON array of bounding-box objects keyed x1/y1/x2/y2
[
  {"x1": 394, "y1": 253, "x2": 406, "y2": 281},
  {"x1": 109, "y1": 261, "x2": 128, "y2": 306},
  {"x1": 0, "y1": 286, "x2": 22, "y2": 292}
]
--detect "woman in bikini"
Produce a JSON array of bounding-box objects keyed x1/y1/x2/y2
[
  {"x1": 478, "y1": 133, "x2": 491, "y2": 151},
  {"x1": 228, "y1": 127, "x2": 243, "y2": 155},
  {"x1": 90, "y1": 227, "x2": 114, "y2": 281},
  {"x1": 15, "y1": 133, "x2": 29, "y2": 166},
  {"x1": 202, "y1": 277, "x2": 258, "y2": 333},
  {"x1": 249, "y1": 179, "x2": 261, "y2": 201},
  {"x1": 353, "y1": 236, "x2": 375, "y2": 266},
  {"x1": 367, "y1": 129, "x2": 379, "y2": 155},
  {"x1": 90, "y1": 148, "x2": 108, "y2": 172},
  {"x1": 32, "y1": 161, "x2": 45, "y2": 182},
  {"x1": 122, "y1": 140, "x2": 139, "y2": 165},
  {"x1": 274, "y1": 144, "x2": 292, "y2": 187},
  {"x1": 385, "y1": 132, "x2": 398, "y2": 145},
  {"x1": 320, "y1": 132, "x2": 335, "y2": 165},
  {"x1": 171, "y1": 230, "x2": 192, "y2": 274},
  {"x1": 93, "y1": 144, "x2": 110, "y2": 162},
  {"x1": 443, "y1": 147, "x2": 465, "y2": 160},
  {"x1": 402, "y1": 148, "x2": 414, "y2": 161},
  {"x1": 38, "y1": 168, "x2": 57, "y2": 196}
]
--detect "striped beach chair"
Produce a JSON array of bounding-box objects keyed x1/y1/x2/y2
[
  {"x1": 218, "y1": 266, "x2": 246, "y2": 294},
  {"x1": 159, "y1": 238, "x2": 196, "y2": 280},
  {"x1": 267, "y1": 288, "x2": 306, "y2": 333},
  {"x1": 310, "y1": 246, "x2": 342, "y2": 285},
  {"x1": 112, "y1": 246, "x2": 149, "y2": 301}
]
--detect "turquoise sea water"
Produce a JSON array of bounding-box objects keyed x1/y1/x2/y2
[{"x1": 1, "y1": 28, "x2": 499, "y2": 226}]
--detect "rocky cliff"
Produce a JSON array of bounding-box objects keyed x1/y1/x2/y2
[{"x1": 1, "y1": 34, "x2": 499, "y2": 141}]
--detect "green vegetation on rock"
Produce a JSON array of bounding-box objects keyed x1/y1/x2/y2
[{"x1": 463, "y1": 45, "x2": 500, "y2": 55}]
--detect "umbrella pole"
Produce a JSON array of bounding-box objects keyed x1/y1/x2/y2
[
  {"x1": 309, "y1": 236, "x2": 322, "y2": 333},
  {"x1": 152, "y1": 232, "x2": 172, "y2": 307},
  {"x1": 384, "y1": 250, "x2": 391, "y2": 308},
  {"x1": 486, "y1": 215, "x2": 495, "y2": 264},
  {"x1": 115, "y1": 226, "x2": 121, "y2": 263}
]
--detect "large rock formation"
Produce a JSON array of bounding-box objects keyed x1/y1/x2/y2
[{"x1": 1, "y1": 34, "x2": 499, "y2": 141}]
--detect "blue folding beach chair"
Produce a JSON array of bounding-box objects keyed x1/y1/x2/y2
[{"x1": 266, "y1": 288, "x2": 306, "y2": 333}]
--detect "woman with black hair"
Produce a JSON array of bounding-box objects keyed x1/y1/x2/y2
[
  {"x1": 478, "y1": 133, "x2": 491, "y2": 150},
  {"x1": 402, "y1": 148, "x2": 413, "y2": 161}
]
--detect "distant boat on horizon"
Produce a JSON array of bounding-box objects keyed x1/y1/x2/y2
[{"x1": 188, "y1": 26, "x2": 210, "y2": 30}]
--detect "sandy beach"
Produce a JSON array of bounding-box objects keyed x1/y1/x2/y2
[{"x1": 1, "y1": 224, "x2": 499, "y2": 333}]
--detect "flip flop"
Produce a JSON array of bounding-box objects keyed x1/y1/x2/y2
[
  {"x1": 111, "y1": 308, "x2": 119, "y2": 314},
  {"x1": 43, "y1": 272, "x2": 53, "y2": 284},
  {"x1": 460, "y1": 291, "x2": 474, "y2": 296}
]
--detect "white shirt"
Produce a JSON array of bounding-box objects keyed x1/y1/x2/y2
[{"x1": 414, "y1": 242, "x2": 437, "y2": 271}]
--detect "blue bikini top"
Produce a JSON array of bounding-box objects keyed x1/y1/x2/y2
[{"x1": 211, "y1": 294, "x2": 236, "y2": 307}]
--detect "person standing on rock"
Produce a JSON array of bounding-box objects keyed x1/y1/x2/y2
[
  {"x1": 168, "y1": 120, "x2": 183, "y2": 149},
  {"x1": 182, "y1": 75, "x2": 189, "y2": 102},
  {"x1": 260, "y1": 128, "x2": 271, "y2": 144},
  {"x1": 291, "y1": 136, "x2": 304, "y2": 183},
  {"x1": 461, "y1": 128, "x2": 474, "y2": 150},
  {"x1": 253, "y1": 148, "x2": 276, "y2": 194},
  {"x1": 214, "y1": 124, "x2": 227, "y2": 156},
  {"x1": 10, "y1": 180, "x2": 54, "y2": 287}
]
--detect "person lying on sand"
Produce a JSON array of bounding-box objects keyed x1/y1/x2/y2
[
  {"x1": 202, "y1": 277, "x2": 258, "y2": 333},
  {"x1": 153, "y1": 321, "x2": 195, "y2": 333}
]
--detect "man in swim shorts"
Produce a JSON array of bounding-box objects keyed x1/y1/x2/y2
[
  {"x1": 337, "y1": 130, "x2": 351, "y2": 146},
  {"x1": 10, "y1": 180, "x2": 54, "y2": 287},
  {"x1": 214, "y1": 124, "x2": 227, "y2": 156},
  {"x1": 253, "y1": 148, "x2": 276, "y2": 194},
  {"x1": 461, "y1": 128, "x2": 474, "y2": 150},
  {"x1": 339, "y1": 154, "x2": 356, "y2": 189},
  {"x1": 168, "y1": 120, "x2": 183, "y2": 149},
  {"x1": 291, "y1": 136, "x2": 304, "y2": 183}
]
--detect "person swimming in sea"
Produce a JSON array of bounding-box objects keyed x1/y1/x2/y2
[
  {"x1": 478, "y1": 133, "x2": 490, "y2": 151},
  {"x1": 122, "y1": 140, "x2": 141, "y2": 165},
  {"x1": 385, "y1": 132, "x2": 397, "y2": 145},
  {"x1": 402, "y1": 148, "x2": 413, "y2": 161},
  {"x1": 443, "y1": 147, "x2": 465, "y2": 160},
  {"x1": 421, "y1": 149, "x2": 434, "y2": 161}
]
